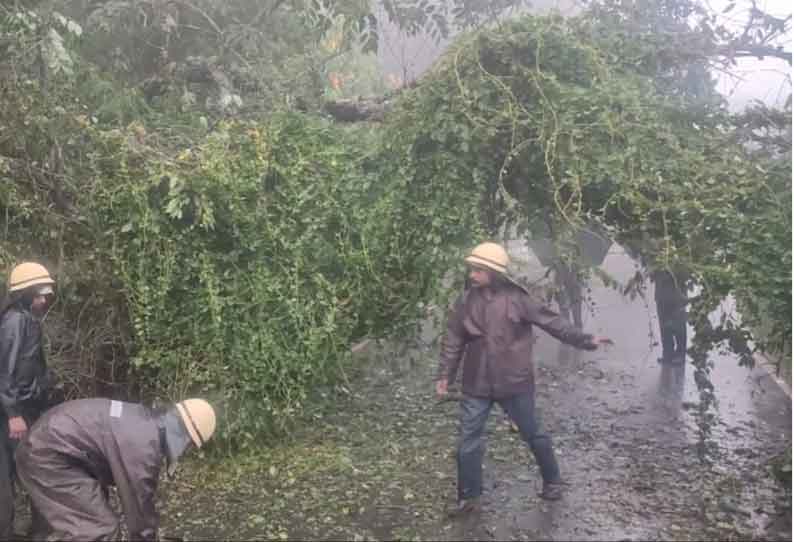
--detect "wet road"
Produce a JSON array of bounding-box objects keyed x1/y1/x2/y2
[
  {"x1": 434, "y1": 242, "x2": 792, "y2": 541},
  {"x1": 152, "y1": 243, "x2": 791, "y2": 541}
]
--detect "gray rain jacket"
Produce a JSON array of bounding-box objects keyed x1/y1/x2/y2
[{"x1": 15, "y1": 398, "x2": 165, "y2": 541}]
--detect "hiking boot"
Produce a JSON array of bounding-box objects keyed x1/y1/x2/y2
[
  {"x1": 446, "y1": 497, "x2": 481, "y2": 518},
  {"x1": 539, "y1": 481, "x2": 565, "y2": 501}
]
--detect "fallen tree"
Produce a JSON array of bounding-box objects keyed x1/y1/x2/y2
[{"x1": 378, "y1": 8, "x2": 791, "y2": 457}]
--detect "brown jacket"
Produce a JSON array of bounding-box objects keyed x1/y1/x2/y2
[
  {"x1": 15, "y1": 398, "x2": 163, "y2": 541},
  {"x1": 437, "y1": 283, "x2": 595, "y2": 398}
]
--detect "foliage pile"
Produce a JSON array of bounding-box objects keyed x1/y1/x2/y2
[
  {"x1": 101, "y1": 116, "x2": 457, "y2": 444},
  {"x1": 0, "y1": 5, "x2": 467, "y2": 448}
]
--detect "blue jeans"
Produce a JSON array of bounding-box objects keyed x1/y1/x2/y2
[{"x1": 457, "y1": 391, "x2": 560, "y2": 501}]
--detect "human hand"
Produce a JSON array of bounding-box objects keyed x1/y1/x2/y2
[
  {"x1": 8, "y1": 416, "x2": 27, "y2": 440},
  {"x1": 584, "y1": 336, "x2": 614, "y2": 350},
  {"x1": 435, "y1": 379, "x2": 448, "y2": 398}
]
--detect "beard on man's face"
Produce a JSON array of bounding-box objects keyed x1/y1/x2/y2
[{"x1": 469, "y1": 269, "x2": 493, "y2": 287}]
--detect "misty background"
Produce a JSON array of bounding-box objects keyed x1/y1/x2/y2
[{"x1": 373, "y1": 0, "x2": 792, "y2": 110}]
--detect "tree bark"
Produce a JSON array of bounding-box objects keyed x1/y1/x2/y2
[
  {"x1": 717, "y1": 45, "x2": 792, "y2": 65},
  {"x1": 323, "y1": 98, "x2": 393, "y2": 122}
]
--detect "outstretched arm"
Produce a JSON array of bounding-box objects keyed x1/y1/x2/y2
[{"x1": 518, "y1": 295, "x2": 612, "y2": 350}]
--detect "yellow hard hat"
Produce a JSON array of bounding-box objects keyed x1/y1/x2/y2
[
  {"x1": 464, "y1": 242, "x2": 510, "y2": 275},
  {"x1": 175, "y1": 398, "x2": 216, "y2": 448},
  {"x1": 7, "y1": 262, "x2": 55, "y2": 293}
]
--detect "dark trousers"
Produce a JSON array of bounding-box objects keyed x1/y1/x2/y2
[
  {"x1": 554, "y1": 263, "x2": 583, "y2": 329},
  {"x1": 657, "y1": 303, "x2": 687, "y2": 361},
  {"x1": 1, "y1": 423, "x2": 15, "y2": 539},
  {"x1": 457, "y1": 391, "x2": 560, "y2": 501},
  {"x1": 15, "y1": 443, "x2": 121, "y2": 542},
  {"x1": 1, "y1": 402, "x2": 47, "y2": 539}
]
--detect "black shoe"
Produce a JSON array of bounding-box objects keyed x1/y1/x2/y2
[
  {"x1": 446, "y1": 497, "x2": 481, "y2": 518},
  {"x1": 539, "y1": 482, "x2": 565, "y2": 501}
]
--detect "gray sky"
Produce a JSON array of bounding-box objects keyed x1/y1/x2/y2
[
  {"x1": 708, "y1": 0, "x2": 792, "y2": 110},
  {"x1": 375, "y1": 0, "x2": 792, "y2": 111}
]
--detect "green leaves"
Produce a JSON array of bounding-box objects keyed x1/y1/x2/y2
[
  {"x1": 1, "y1": 0, "x2": 789, "y2": 456},
  {"x1": 87, "y1": 115, "x2": 460, "y2": 449}
]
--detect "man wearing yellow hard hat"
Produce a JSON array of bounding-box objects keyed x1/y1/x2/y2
[
  {"x1": 1, "y1": 262, "x2": 57, "y2": 539},
  {"x1": 15, "y1": 396, "x2": 217, "y2": 541},
  {"x1": 436, "y1": 242, "x2": 613, "y2": 516}
]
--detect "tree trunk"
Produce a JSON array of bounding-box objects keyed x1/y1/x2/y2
[{"x1": 322, "y1": 98, "x2": 392, "y2": 122}]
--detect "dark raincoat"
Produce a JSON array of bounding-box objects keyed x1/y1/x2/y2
[
  {"x1": 437, "y1": 281, "x2": 596, "y2": 399},
  {"x1": 0, "y1": 303, "x2": 48, "y2": 418},
  {"x1": 15, "y1": 398, "x2": 164, "y2": 541},
  {"x1": 1, "y1": 300, "x2": 49, "y2": 539}
]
